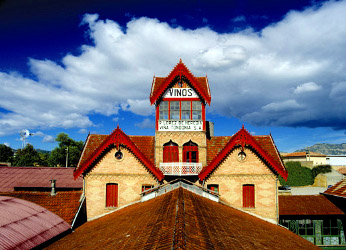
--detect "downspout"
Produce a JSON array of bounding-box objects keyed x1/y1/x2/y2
[{"x1": 276, "y1": 178, "x2": 279, "y2": 223}]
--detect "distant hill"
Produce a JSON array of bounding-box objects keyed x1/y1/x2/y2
[
  {"x1": 295, "y1": 143, "x2": 346, "y2": 155},
  {"x1": 37, "y1": 149, "x2": 51, "y2": 154}
]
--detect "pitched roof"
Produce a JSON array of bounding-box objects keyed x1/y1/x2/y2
[
  {"x1": 283, "y1": 151, "x2": 326, "y2": 157},
  {"x1": 47, "y1": 188, "x2": 318, "y2": 249},
  {"x1": 0, "y1": 191, "x2": 82, "y2": 225},
  {"x1": 0, "y1": 196, "x2": 70, "y2": 249},
  {"x1": 150, "y1": 60, "x2": 211, "y2": 105},
  {"x1": 0, "y1": 166, "x2": 82, "y2": 192},
  {"x1": 323, "y1": 179, "x2": 346, "y2": 198},
  {"x1": 279, "y1": 195, "x2": 344, "y2": 216},
  {"x1": 200, "y1": 126, "x2": 288, "y2": 181},
  {"x1": 74, "y1": 127, "x2": 163, "y2": 181}
]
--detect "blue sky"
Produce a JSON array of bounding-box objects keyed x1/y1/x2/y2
[{"x1": 1, "y1": 0, "x2": 346, "y2": 153}]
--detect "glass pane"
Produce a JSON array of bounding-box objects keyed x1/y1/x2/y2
[
  {"x1": 181, "y1": 101, "x2": 191, "y2": 110},
  {"x1": 160, "y1": 101, "x2": 168, "y2": 110},
  {"x1": 170, "y1": 110, "x2": 180, "y2": 120},
  {"x1": 170, "y1": 101, "x2": 180, "y2": 110},
  {"x1": 192, "y1": 101, "x2": 201, "y2": 110},
  {"x1": 181, "y1": 111, "x2": 190, "y2": 120},
  {"x1": 191, "y1": 151, "x2": 197, "y2": 162},
  {"x1": 160, "y1": 111, "x2": 168, "y2": 119},
  {"x1": 192, "y1": 110, "x2": 202, "y2": 119}
]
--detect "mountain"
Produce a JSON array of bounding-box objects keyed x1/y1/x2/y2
[
  {"x1": 37, "y1": 149, "x2": 51, "y2": 154},
  {"x1": 295, "y1": 143, "x2": 346, "y2": 155}
]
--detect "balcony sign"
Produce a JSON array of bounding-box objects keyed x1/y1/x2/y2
[
  {"x1": 158, "y1": 120, "x2": 203, "y2": 131},
  {"x1": 163, "y1": 88, "x2": 198, "y2": 99}
]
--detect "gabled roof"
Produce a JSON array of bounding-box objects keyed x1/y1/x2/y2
[
  {"x1": 0, "y1": 166, "x2": 82, "y2": 192},
  {"x1": 0, "y1": 196, "x2": 70, "y2": 249},
  {"x1": 279, "y1": 195, "x2": 344, "y2": 216},
  {"x1": 0, "y1": 191, "x2": 83, "y2": 225},
  {"x1": 47, "y1": 188, "x2": 318, "y2": 249},
  {"x1": 199, "y1": 126, "x2": 288, "y2": 181},
  {"x1": 74, "y1": 126, "x2": 164, "y2": 181},
  {"x1": 150, "y1": 59, "x2": 211, "y2": 105},
  {"x1": 323, "y1": 179, "x2": 346, "y2": 198}
]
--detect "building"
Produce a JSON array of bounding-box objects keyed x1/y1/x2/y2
[
  {"x1": 74, "y1": 60, "x2": 288, "y2": 222},
  {"x1": 282, "y1": 151, "x2": 327, "y2": 167},
  {"x1": 47, "y1": 188, "x2": 318, "y2": 249}
]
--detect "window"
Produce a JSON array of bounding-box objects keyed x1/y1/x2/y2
[
  {"x1": 243, "y1": 184, "x2": 255, "y2": 208},
  {"x1": 142, "y1": 185, "x2": 154, "y2": 192},
  {"x1": 159, "y1": 101, "x2": 169, "y2": 119},
  {"x1": 183, "y1": 141, "x2": 198, "y2": 163},
  {"x1": 170, "y1": 101, "x2": 180, "y2": 120},
  {"x1": 163, "y1": 140, "x2": 179, "y2": 162},
  {"x1": 181, "y1": 101, "x2": 191, "y2": 120},
  {"x1": 207, "y1": 184, "x2": 219, "y2": 194},
  {"x1": 192, "y1": 101, "x2": 202, "y2": 119},
  {"x1": 106, "y1": 183, "x2": 118, "y2": 207},
  {"x1": 322, "y1": 219, "x2": 342, "y2": 245}
]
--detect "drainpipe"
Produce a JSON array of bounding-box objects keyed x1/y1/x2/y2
[
  {"x1": 276, "y1": 178, "x2": 278, "y2": 223},
  {"x1": 50, "y1": 179, "x2": 56, "y2": 196}
]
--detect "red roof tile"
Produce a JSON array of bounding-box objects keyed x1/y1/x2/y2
[
  {"x1": 47, "y1": 188, "x2": 318, "y2": 249},
  {"x1": 150, "y1": 60, "x2": 211, "y2": 105},
  {"x1": 0, "y1": 191, "x2": 82, "y2": 224},
  {"x1": 283, "y1": 151, "x2": 326, "y2": 157},
  {"x1": 279, "y1": 195, "x2": 344, "y2": 216},
  {"x1": 323, "y1": 179, "x2": 346, "y2": 198},
  {"x1": 0, "y1": 196, "x2": 70, "y2": 249},
  {"x1": 0, "y1": 166, "x2": 82, "y2": 192}
]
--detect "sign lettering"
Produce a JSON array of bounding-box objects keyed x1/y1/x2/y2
[
  {"x1": 163, "y1": 88, "x2": 198, "y2": 98},
  {"x1": 158, "y1": 120, "x2": 203, "y2": 131}
]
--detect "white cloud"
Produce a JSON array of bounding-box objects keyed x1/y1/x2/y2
[
  {"x1": 33, "y1": 131, "x2": 44, "y2": 137},
  {"x1": 43, "y1": 135, "x2": 55, "y2": 143},
  {"x1": 78, "y1": 128, "x2": 88, "y2": 134},
  {"x1": 3, "y1": 142, "x2": 10, "y2": 147},
  {"x1": 294, "y1": 82, "x2": 321, "y2": 94},
  {"x1": 232, "y1": 15, "x2": 246, "y2": 22},
  {"x1": 135, "y1": 118, "x2": 155, "y2": 129},
  {"x1": 1, "y1": 0, "x2": 346, "y2": 137}
]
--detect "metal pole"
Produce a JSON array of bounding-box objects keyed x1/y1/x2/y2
[{"x1": 65, "y1": 146, "x2": 69, "y2": 168}]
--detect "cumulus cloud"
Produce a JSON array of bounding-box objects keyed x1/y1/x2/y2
[
  {"x1": 1, "y1": 0, "x2": 346, "y2": 137},
  {"x1": 135, "y1": 118, "x2": 155, "y2": 129},
  {"x1": 43, "y1": 135, "x2": 55, "y2": 143},
  {"x1": 78, "y1": 128, "x2": 88, "y2": 134}
]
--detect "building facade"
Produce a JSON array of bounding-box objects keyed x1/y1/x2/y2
[{"x1": 75, "y1": 60, "x2": 288, "y2": 221}]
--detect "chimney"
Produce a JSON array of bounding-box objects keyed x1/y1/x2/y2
[
  {"x1": 206, "y1": 121, "x2": 214, "y2": 139},
  {"x1": 50, "y1": 179, "x2": 56, "y2": 196}
]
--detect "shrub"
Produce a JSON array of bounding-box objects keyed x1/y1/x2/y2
[
  {"x1": 311, "y1": 164, "x2": 332, "y2": 178},
  {"x1": 279, "y1": 161, "x2": 314, "y2": 186}
]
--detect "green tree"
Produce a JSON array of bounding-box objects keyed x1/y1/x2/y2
[
  {"x1": 279, "y1": 161, "x2": 314, "y2": 186},
  {"x1": 0, "y1": 144, "x2": 14, "y2": 163},
  {"x1": 13, "y1": 144, "x2": 42, "y2": 166},
  {"x1": 48, "y1": 133, "x2": 84, "y2": 168}
]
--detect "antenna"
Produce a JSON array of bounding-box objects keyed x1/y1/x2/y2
[{"x1": 20, "y1": 129, "x2": 33, "y2": 149}]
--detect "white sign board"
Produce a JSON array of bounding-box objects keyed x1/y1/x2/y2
[
  {"x1": 163, "y1": 88, "x2": 198, "y2": 99},
  {"x1": 158, "y1": 120, "x2": 203, "y2": 131}
]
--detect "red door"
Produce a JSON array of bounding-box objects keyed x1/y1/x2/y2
[{"x1": 106, "y1": 183, "x2": 118, "y2": 207}]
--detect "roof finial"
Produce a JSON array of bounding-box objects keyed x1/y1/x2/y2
[
  {"x1": 242, "y1": 124, "x2": 245, "y2": 129},
  {"x1": 179, "y1": 58, "x2": 182, "y2": 63},
  {"x1": 117, "y1": 124, "x2": 119, "y2": 129}
]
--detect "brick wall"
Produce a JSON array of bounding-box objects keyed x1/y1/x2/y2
[
  {"x1": 85, "y1": 147, "x2": 157, "y2": 219},
  {"x1": 205, "y1": 148, "x2": 278, "y2": 221}
]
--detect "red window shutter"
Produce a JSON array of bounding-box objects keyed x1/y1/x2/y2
[
  {"x1": 163, "y1": 145, "x2": 179, "y2": 162},
  {"x1": 243, "y1": 185, "x2": 254, "y2": 208},
  {"x1": 106, "y1": 184, "x2": 118, "y2": 207}
]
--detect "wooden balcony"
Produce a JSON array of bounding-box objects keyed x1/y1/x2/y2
[{"x1": 159, "y1": 162, "x2": 203, "y2": 176}]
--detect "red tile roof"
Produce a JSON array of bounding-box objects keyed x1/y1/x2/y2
[
  {"x1": 283, "y1": 151, "x2": 326, "y2": 157},
  {"x1": 0, "y1": 191, "x2": 82, "y2": 225},
  {"x1": 0, "y1": 196, "x2": 70, "y2": 249},
  {"x1": 150, "y1": 60, "x2": 211, "y2": 105},
  {"x1": 74, "y1": 127, "x2": 163, "y2": 180},
  {"x1": 201, "y1": 127, "x2": 287, "y2": 180},
  {"x1": 279, "y1": 195, "x2": 344, "y2": 216},
  {"x1": 323, "y1": 179, "x2": 346, "y2": 198},
  {"x1": 0, "y1": 166, "x2": 82, "y2": 192},
  {"x1": 47, "y1": 188, "x2": 318, "y2": 249}
]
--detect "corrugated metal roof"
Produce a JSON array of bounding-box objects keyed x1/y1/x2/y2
[
  {"x1": 0, "y1": 196, "x2": 70, "y2": 249},
  {"x1": 0, "y1": 166, "x2": 82, "y2": 192}
]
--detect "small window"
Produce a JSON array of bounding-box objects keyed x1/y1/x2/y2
[
  {"x1": 159, "y1": 101, "x2": 169, "y2": 119},
  {"x1": 170, "y1": 101, "x2": 180, "y2": 120},
  {"x1": 106, "y1": 183, "x2": 118, "y2": 208},
  {"x1": 243, "y1": 184, "x2": 255, "y2": 208},
  {"x1": 207, "y1": 184, "x2": 219, "y2": 194},
  {"x1": 181, "y1": 101, "x2": 191, "y2": 120},
  {"x1": 192, "y1": 101, "x2": 202, "y2": 120},
  {"x1": 115, "y1": 151, "x2": 123, "y2": 160},
  {"x1": 142, "y1": 185, "x2": 154, "y2": 192}
]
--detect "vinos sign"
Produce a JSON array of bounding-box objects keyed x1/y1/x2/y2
[{"x1": 163, "y1": 88, "x2": 198, "y2": 98}]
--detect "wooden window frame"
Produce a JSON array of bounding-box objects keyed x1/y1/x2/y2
[
  {"x1": 183, "y1": 141, "x2": 199, "y2": 163},
  {"x1": 106, "y1": 183, "x2": 118, "y2": 208},
  {"x1": 163, "y1": 141, "x2": 179, "y2": 162},
  {"x1": 243, "y1": 184, "x2": 255, "y2": 208},
  {"x1": 207, "y1": 184, "x2": 219, "y2": 194}
]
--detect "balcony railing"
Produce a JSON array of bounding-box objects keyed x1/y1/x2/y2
[{"x1": 159, "y1": 162, "x2": 203, "y2": 176}]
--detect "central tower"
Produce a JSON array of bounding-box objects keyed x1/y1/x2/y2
[{"x1": 150, "y1": 60, "x2": 211, "y2": 179}]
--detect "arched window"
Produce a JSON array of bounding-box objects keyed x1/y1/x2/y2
[
  {"x1": 183, "y1": 141, "x2": 198, "y2": 163},
  {"x1": 163, "y1": 140, "x2": 179, "y2": 162}
]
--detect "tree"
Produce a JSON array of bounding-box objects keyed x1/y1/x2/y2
[
  {"x1": 0, "y1": 144, "x2": 14, "y2": 163},
  {"x1": 13, "y1": 144, "x2": 42, "y2": 166},
  {"x1": 48, "y1": 133, "x2": 84, "y2": 168},
  {"x1": 279, "y1": 161, "x2": 314, "y2": 186}
]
